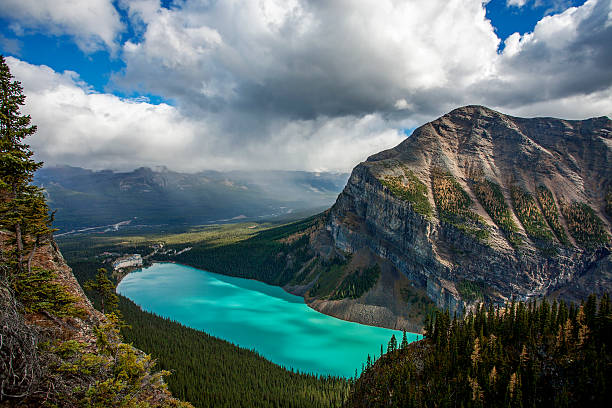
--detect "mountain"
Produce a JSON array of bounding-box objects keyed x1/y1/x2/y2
[
  {"x1": 33, "y1": 166, "x2": 348, "y2": 232},
  {"x1": 272, "y1": 106, "x2": 611, "y2": 331}
]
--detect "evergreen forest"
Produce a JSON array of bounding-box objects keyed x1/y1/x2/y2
[
  {"x1": 348, "y1": 295, "x2": 612, "y2": 407},
  {"x1": 118, "y1": 295, "x2": 350, "y2": 408}
]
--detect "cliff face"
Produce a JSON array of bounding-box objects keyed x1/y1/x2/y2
[{"x1": 309, "y1": 106, "x2": 611, "y2": 327}]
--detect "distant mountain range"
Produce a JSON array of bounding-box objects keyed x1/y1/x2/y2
[{"x1": 34, "y1": 166, "x2": 348, "y2": 232}]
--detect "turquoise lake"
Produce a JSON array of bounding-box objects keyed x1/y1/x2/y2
[{"x1": 117, "y1": 263, "x2": 420, "y2": 377}]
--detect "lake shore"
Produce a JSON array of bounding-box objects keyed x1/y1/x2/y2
[{"x1": 117, "y1": 263, "x2": 415, "y2": 377}]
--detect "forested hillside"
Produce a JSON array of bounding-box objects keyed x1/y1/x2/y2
[
  {"x1": 347, "y1": 295, "x2": 612, "y2": 407},
  {"x1": 160, "y1": 216, "x2": 319, "y2": 286},
  {"x1": 119, "y1": 296, "x2": 350, "y2": 408}
]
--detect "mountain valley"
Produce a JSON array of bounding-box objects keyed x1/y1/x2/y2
[{"x1": 34, "y1": 166, "x2": 348, "y2": 232}]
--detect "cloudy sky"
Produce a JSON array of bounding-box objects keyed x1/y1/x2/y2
[{"x1": 1, "y1": 0, "x2": 610, "y2": 172}]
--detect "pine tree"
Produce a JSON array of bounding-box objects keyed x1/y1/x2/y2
[
  {"x1": 84, "y1": 268, "x2": 119, "y2": 314},
  {"x1": 0, "y1": 55, "x2": 50, "y2": 273},
  {"x1": 387, "y1": 334, "x2": 397, "y2": 353},
  {"x1": 584, "y1": 294, "x2": 597, "y2": 326},
  {"x1": 400, "y1": 330, "x2": 409, "y2": 349}
]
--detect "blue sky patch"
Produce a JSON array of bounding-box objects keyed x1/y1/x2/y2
[{"x1": 485, "y1": 0, "x2": 587, "y2": 50}]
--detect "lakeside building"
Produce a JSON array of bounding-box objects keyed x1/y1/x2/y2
[{"x1": 112, "y1": 254, "x2": 143, "y2": 270}]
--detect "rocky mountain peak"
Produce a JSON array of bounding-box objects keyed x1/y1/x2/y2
[{"x1": 317, "y1": 106, "x2": 611, "y2": 327}]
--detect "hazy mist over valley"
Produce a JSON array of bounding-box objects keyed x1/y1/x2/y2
[{"x1": 34, "y1": 165, "x2": 349, "y2": 231}]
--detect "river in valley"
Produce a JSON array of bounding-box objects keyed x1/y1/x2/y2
[{"x1": 117, "y1": 262, "x2": 419, "y2": 377}]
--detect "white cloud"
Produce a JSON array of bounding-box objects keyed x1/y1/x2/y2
[
  {"x1": 507, "y1": 0, "x2": 529, "y2": 7},
  {"x1": 0, "y1": 0, "x2": 123, "y2": 52},
  {"x1": 483, "y1": 0, "x2": 612, "y2": 114},
  {"x1": 124, "y1": 9, "x2": 222, "y2": 70},
  {"x1": 5, "y1": 0, "x2": 612, "y2": 172},
  {"x1": 528, "y1": 2, "x2": 586, "y2": 49},
  {"x1": 0, "y1": 34, "x2": 22, "y2": 55},
  {"x1": 115, "y1": 0, "x2": 500, "y2": 117},
  {"x1": 6, "y1": 57, "x2": 201, "y2": 170},
  {"x1": 248, "y1": 115, "x2": 406, "y2": 172},
  {"x1": 493, "y1": 86, "x2": 612, "y2": 119},
  {"x1": 394, "y1": 99, "x2": 414, "y2": 111},
  {"x1": 7, "y1": 57, "x2": 405, "y2": 172},
  {"x1": 114, "y1": 0, "x2": 611, "y2": 122}
]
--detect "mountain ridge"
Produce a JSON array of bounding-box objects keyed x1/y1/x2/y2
[
  {"x1": 294, "y1": 105, "x2": 611, "y2": 329},
  {"x1": 34, "y1": 166, "x2": 349, "y2": 231}
]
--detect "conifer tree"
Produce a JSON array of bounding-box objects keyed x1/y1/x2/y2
[
  {"x1": 84, "y1": 268, "x2": 119, "y2": 314},
  {"x1": 0, "y1": 55, "x2": 50, "y2": 273},
  {"x1": 400, "y1": 330, "x2": 409, "y2": 349},
  {"x1": 584, "y1": 294, "x2": 597, "y2": 326},
  {"x1": 387, "y1": 334, "x2": 397, "y2": 353}
]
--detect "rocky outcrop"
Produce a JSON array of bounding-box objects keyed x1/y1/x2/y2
[
  {"x1": 319, "y1": 106, "x2": 611, "y2": 323},
  {"x1": 0, "y1": 232, "x2": 190, "y2": 407}
]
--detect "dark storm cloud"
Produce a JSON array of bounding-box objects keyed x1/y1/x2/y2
[{"x1": 114, "y1": 0, "x2": 500, "y2": 123}]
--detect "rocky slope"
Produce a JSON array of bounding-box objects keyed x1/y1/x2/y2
[
  {"x1": 0, "y1": 231, "x2": 190, "y2": 407},
  {"x1": 297, "y1": 106, "x2": 611, "y2": 330}
]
